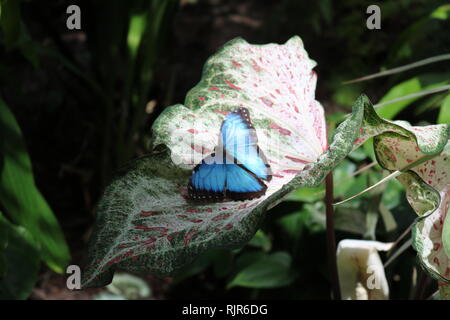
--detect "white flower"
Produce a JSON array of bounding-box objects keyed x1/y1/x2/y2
[{"x1": 337, "y1": 239, "x2": 394, "y2": 300}]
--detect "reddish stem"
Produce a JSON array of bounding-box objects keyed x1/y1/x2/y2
[{"x1": 325, "y1": 173, "x2": 341, "y2": 300}]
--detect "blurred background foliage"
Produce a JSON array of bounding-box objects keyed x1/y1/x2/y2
[{"x1": 0, "y1": 0, "x2": 448, "y2": 299}]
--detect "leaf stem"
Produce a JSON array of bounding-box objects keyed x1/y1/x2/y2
[
  {"x1": 334, "y1": 152, "x2": 440, "y2": 206},
  {"x1": 384, "y1": 238, "x2": 412, "y2": 268},
  {"x1": 333, "y1": 170, "x2": 401, "y2": 206},
  {"x1": 343, "y1": 53, "x2": 450, "y2": 84},
  {"x1": 325, "y1": 173, "x2": 341, "y2": 300},
  {"x1": 374, "y1": 85, "x2": 450, "y2": 108},
  {"x1": 414, "y1": 270, "x2": 431, "y2": 300}
]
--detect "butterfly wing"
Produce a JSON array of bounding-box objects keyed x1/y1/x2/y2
[
  {"x1": 220, "y1": 108, "x2": 272, "y2": 181},
  {"x1": 224, "y1": 164, "x2": 267, "y2": 201},
  {"x1": 188, "y1": 155, "x2": 267, "y2": 202},
  {"x1": 188, "y1": 155, "x2": 227, "y2": 201}
]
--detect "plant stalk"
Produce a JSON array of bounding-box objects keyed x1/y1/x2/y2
[
  {"x1": 414, "y1": 270, "x2": 431, "y2": 300},
  {"x1": 325, "y1": 173, "x2": 341, "y2": 300}
]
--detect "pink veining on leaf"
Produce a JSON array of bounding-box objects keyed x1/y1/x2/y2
[
  {"x1": 377, "y1": 137, "x2": 450, "y2": 282},
  {"x1": 82, "y1": 37, "x2": 334, "y2": 288}
]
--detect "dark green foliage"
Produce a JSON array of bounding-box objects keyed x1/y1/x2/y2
[
  {"x1": 0, "y1": 213, "x2": 41, "y2": 300},
  {"x1": 0, "y1": 99, "x2": 70, "y2": 273},
  {"x1": 0, "y1": 0, "x2": 448, "y2": 299}
]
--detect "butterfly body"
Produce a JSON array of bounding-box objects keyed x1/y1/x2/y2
[{"x1": 188, "y1": 108, "x2": 272, "y2": 202}]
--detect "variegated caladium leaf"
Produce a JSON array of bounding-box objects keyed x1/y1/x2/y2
[
  {"x1": 152, "y1": 36, "x2": 327, "y2": 174},
  {"x1": 81, "y1": 35, "x2": 445, "y2": 289},
  {"x1": 346, "y1": 95, "x2": 450, "y2": 288},
  {"x1": 440, "y1": 282, "x2": 450, "y2": 300},
  {"x1": 374, "y1": 136, "x2": 450, "y2": 285},
  {"x1": 81, "y1": 36, "x2": 359, "y2": 288}
]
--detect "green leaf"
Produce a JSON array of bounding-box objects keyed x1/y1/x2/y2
[
  {"x1": 127, "y1": 13, "x2": 147, "y2": 60},
  {"x1": 332, "y1": 83, "x2": 363, "y2": 107},
  {"x1": 0, "y1": 0, "x2": 21, "y2": 47},
  {"x1": 438, "y1": 94, "x2": 450, "y2": 124},
  {"x1": 348, "y1": 147, "x2": 367, "y2": 161},
  {"x1": 117, "y1": 0, "x2": 179, "y2": 162},
  {"x1": 248, "y1": 230, "x2": 271, "y2": 252},
  {"x1": 363, "y1": 138, "x2": 376, "y2": 162},
  {"x1": 430, "y1": 4, "x2": 450, "y2": 20},
  {"x1": 103, "y1": 273, "x2": 152, "y2": 300},
  {"x1": 283, "y1": 184, "x2": 324, "y2": 202},
  {"x1": 333, "y1": 160, "x2": 356, "y2": 197},
  {"x1": 227, "y1": 252, "x2": 295, "y2": 289},
  {"x1": 234, "y1": 251, "x2": 266, "y2": 272},
  {"x1": 0, "y1": 99, "x2": 70, "y2": 273},
  {"x1": 414, "y1": 92, "x2": 447, "y2": 116},
  {"x1": 0, "y1": 0, "x2": 39, "y2": 68},
  {"x1": 376, "y1": 74, "x2": 450, "y2": 119},
  {"x1": 381, "y1": 179, "x2": 404, "y2": 210},
  {"x1": 334, "y1": 206, "x2": 366, "y2": 235},
  {"x1": 280, "y1": 203, "x2": 325, "y2": 236},
  {"x1": 0, "y1": 213, "x2": 40, "y2": 299},
  {"x1": 387, "y1": 5, "x2": 450, "y2": 63}
]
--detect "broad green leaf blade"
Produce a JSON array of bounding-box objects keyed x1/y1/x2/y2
[
  {"x1": 375, "y1": 85, "x2": 450, "y2": 113},
  {"x1": 0, "y1": 214, "x2": 40, "y2": 300},
  {"x1": 438, "y1": 94, "x2": 450, "y2": 124},
  {"x1": 374, "y1": 74, "x2": 450, "y2": 119},
  {"x1": 374, "y1": 129, "x2": 450, "y2": 283},
  {"x1": 0, "y1": 99, "x2": 70, "y2": 273},
  {"x1": 227, "y1": 252, "x2": 295, "y2": 289}
]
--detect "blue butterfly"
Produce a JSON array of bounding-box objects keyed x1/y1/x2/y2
[{"x1": 188, "y1": 107, "x2": 272, "y2": 202}]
